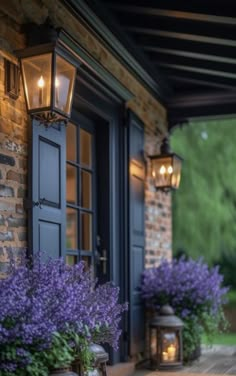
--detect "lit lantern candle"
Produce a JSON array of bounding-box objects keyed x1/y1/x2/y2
[
  {"x1": 37, "y1": 75, "x2": 45, "y2": 106},
  {"x1": 167, "y1": 344, "x2": 176, "y2": 361},
  {"x1": 162, "y1": 352, "x2": 168, "y2": 361}
]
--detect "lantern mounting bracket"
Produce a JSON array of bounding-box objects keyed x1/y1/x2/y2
[{"x1": 32, "y1": 112, "x2": 68, "y2": 128}]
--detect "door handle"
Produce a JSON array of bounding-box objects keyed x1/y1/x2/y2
[{"x1": 100, "y1": 249, "x2": 107, "y2": 274}]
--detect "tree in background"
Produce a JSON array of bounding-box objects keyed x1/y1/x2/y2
[{"x1": 171, "y1": 119, "x2": 236, "y2": 288}]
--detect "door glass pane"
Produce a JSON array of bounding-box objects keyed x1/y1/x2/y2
[
  {"x1": 66, "y1": 123, "x2": 76, "y2": 162},
  {"x1": 66, "y1": 255, "x2": 78, "y2": 266},
  {"x1": 66, "y1": 208, "x2": 77, "y2": 249},
  {"x1": 80, "y1": 129, "x2": 92, "y2": 167},
  {"x1": 66, "y1": 165, "x2": 77, "y2": 204},
  {"x1": 81, "y1": 170, "x2": 92, "y2": 209},
  {"x1": 81, "y1": 212, "x2": 92, "y2": 251}
]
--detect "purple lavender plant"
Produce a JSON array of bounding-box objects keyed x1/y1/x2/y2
[
  {"x1": 140, "y1": 257, "x2": 228, "y2": 360},
  {"x1": 0, "y1": 254, "x2": 127, "y2": 375}
]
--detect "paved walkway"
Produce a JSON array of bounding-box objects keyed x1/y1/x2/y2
[{"x1": 134, "y1": 345, "x2": 236, "y2": 375}]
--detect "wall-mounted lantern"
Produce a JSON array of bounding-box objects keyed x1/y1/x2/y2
[
  {"x1": 16, "y1": 27, "x2": 78, "y2": 124},
  {"x1": 149, "y1": 305, "x2": 184, "y2": 370},
  {"x1": 149, "y1": 138, "x2": 182, "y2": 191}
]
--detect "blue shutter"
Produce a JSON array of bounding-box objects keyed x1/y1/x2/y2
[
  {"x1": 128, "y1": 111, "x2": 145, "y2": 356},
  {"x1": 29, "y1": 120, "x2": 66, "y2": 258}
]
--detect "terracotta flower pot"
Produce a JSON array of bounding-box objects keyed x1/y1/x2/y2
[{"x1": 49, "y1": 368, "x2": 78, "y2": 376}]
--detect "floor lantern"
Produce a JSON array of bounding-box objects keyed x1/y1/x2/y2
[{"x1": 149, "y1": 305, "x2": 184, "y2": 370}]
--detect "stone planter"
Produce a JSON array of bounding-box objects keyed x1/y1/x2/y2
[{"x1": 49, "y1": 368, "x2": 78, "y2": 376}]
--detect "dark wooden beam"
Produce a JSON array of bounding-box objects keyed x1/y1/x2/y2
[
  {"x1": 168, "y1": 95, "x2": 236, "y2": 128},
  {"x1": 125, "y1": 27, "x2": 236, "y2": 48},
  {"x1": 143, "y1": 47, "x2": 236, "y2": 66},
  {"x1": 167, "y1": 74, "x2": 232, "y2": 91},
  {"x1": 113, "y1": 12, "x2": 236, "y2": 40},
  {"x1": 104, "y1": 0, "x2": 236, "y2": 19},
  {"x1": 150, "y1": 54, "x2": 236, "y2": 76},
  {"x1": 159, "y1": 65, "x2": 236, "y2": 89},
  {"x1": 134, "y1": 35, "x2": 236, "y2": 59}
]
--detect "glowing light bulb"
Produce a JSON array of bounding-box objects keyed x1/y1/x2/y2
[
  {"x1": 152, "y1": 170, "x2": 156, "y2": 178},
  {"x1": 37, "y1": 75, "x2": 45, "y2": 88},
  {"x1": 159, "y1": 165, "x2": 166, "y2": 175},
  {"x1": 167, "y1": 166, "x2": 173, "y2": 174}
]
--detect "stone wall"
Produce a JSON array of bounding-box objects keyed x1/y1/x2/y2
[
  {"x1": 0, "y1": 50, "x2": 28, "y2": 276},
  {"x1": 0, "y1": 0, "x2": 172, "y2": 271},
  {"x1": 144, "y1": 134, "x2": 172, "y2": 267}
]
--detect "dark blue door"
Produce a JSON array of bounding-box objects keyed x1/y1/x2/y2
[
  {"x1": 29, "y1": 120, "x2": 66, "y2": 258},
  {"x1": 128, "y1": 112, "x2": 145, "y2": 356}
]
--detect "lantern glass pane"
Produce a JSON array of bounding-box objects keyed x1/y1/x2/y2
[
  {"x1": 150, "y1": 328, "x2": 157, "y2": 358},
  {"x1": 21, "y1": 53, "x2": 52, "y2": 110},
  {"x1": 172, "y1": 156, "x2": 182, "y2": 189},
  {"x1": 162, "y1": 331, "x2": 179, "y2": 363},
  {"x1": 152, "y1": 156, "x2": 173, "y2": 188},
  {"x1": 55, "y1": 55, "x2": 76, "y2": 115}
]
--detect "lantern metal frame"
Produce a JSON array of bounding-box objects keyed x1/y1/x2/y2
[
  {"x1": 149, "y1": 305, "x2": 184, "y2": 371},
  {"x1": 16, "y1": 29, "x2": 79, "y2": 125},
  {"x1": 149, "y1": 137, "x2": 183, "y2": 192}
]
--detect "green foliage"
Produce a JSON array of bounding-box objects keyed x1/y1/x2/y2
[
  {"x1": 202, "y1": 332, "x2": 236, "y2": 345},
  {"x1": 39, "y1": 330, "x2": 94, "y2": 374},
  {"x1": 182, "y1": 316, "x2": 202, "y2": 362},
  {"x1": 171, "y1": 119, "x2": 236, "y2": 277},
  {"x1": 182, "y1": 308, "x2": 228, "y2": 362},
  {"x1": 226, "y1": 290, "x2": 236, "y2": 307}
]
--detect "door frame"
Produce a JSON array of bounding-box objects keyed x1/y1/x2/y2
[{"x1": 72, "y1": 67, "x2": 127, "y2": 363}]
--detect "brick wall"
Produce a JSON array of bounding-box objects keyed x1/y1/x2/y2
[
  {"x1": 0, "y1": 0, "x2": 172, "y2": 272},
  {"x1": 0, "y1": 50, "x2": 28, "y2": 276},
  {"x1": 145, "y1": 135, "x2": 172, "y2": 268}
]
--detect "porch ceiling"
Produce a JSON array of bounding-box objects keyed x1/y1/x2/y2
[{"x1": 88, "y1": 0, "x2": 236, "y2": 129}]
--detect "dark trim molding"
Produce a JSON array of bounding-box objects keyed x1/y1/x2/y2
[
  {"x1": 60, "y1": 0, "x2": 172, "y2": 103},
  {"x1": 59, "y1": 30, "x2": 132, "y2": 102}
]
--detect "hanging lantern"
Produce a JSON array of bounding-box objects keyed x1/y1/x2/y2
[
  {"x1": 17, "y1": 28, "x2": 78, "y2": 124},
  {"x1": 149, "y1": 305, "x2": 184, "y2": 370},
  {"x1": 149, "y1": 138, "x2": 183, "y2": 191}
]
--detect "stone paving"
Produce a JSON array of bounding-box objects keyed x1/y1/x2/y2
[{"x1": 133, "y1": 345, "x2": 236, "y2": 375}]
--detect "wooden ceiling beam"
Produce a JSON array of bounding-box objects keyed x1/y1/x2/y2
[
  {"x1": 159, "y1": 65, "x2": 236, "y2": 89},
  {"x1": 150, "y1": 54, "x2": 236, "y2": 76},
  {"x1": 135, "y1": 35, "x2": 236, "y2": 59},
  {"x1": 106, "y1": 4, "x2": 236, "y2": 26},
  {"x1": 143, "y1": 47, "x2": 236, "y2": 66},
  {"x1": 125, "y1": 27, "x2": 236, "y2": 48},
  {"x1": 168, "y1": 90, "x2": 236, "y2": 127},
  {"x1": 168, "y1": 75, "x2": 232, "y2": 91},
  {"x1": 104, "y1": 0, "x2": 236, "y2": 20},
  {"x1": 114, "y1": 12, "x2": 236, "y2": 40}
]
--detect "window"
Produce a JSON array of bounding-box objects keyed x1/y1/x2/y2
[{"x1": 66, "y1": 121, "x2": 95, "y2": 268}]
